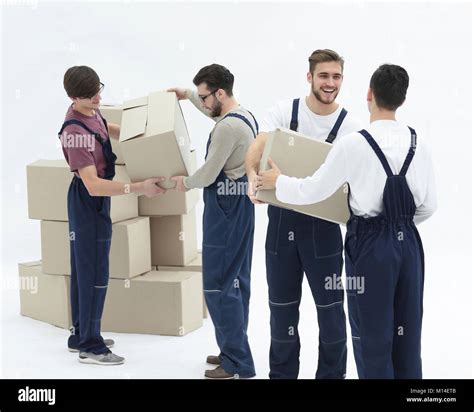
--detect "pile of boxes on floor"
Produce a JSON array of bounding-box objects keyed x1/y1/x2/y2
[{"x1": 19, "y1": 91, "x2": 208, "y2": 337}]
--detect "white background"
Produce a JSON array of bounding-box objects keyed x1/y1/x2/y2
[{"x1": 1, "y1": 0, "x2": 472, "y2": 379}]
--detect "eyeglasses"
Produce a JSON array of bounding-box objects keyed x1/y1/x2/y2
[
  {"x1": 97, "y1": 82, "x2": 105, "y2": 96},
  {"x1": 198, "y1": 89, "x2": 218, "y2": 102},
  {"x1": 80, "y1": 82, "x2": 105, "y2": 100}
]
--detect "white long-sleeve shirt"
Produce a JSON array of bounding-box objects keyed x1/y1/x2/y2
[{"x1": 276, "y1": 120, "x2": 437, "y2": 225}]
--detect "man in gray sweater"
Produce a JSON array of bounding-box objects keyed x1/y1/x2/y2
[{"x1": 169, "y1": 64, "x2": 258, "y2": 379}]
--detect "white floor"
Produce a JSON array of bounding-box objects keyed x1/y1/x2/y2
[
  {"x1": 1, "y1": 226, "x2": 472, "y2": 379},
  {"x1": 1, "y1": 0, "x2": 472, "y2": 381}
]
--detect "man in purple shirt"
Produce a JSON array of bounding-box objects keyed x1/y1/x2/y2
[{"x1": 59, "y1": 66, "x2": 165, "y2": 366}]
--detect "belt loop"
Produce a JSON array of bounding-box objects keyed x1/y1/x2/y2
[{"x1": 353, "y1": 217, "x2": 359, "y2": 236}]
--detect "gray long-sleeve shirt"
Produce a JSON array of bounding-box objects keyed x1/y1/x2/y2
[{"x1": 183, "y1": 90, "x2": 258, "y2": 189}]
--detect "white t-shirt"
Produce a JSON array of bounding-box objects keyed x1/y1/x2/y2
[
  {"x1": 260, "y1": 97, "x2": 363, "y2": 143},
  {"x1": 276, "y1": 120, "x2": 437, "y2": 225}
]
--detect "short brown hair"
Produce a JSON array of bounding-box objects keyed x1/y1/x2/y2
[
  {"x1": 63, "y1": 66, "x2": 101, "y2": 98},
  {"x1": 308, "y1": 49, "x2": 344, "y2": 74}
]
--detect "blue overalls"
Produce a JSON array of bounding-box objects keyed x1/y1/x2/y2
[
  {"x1": 345, "y1": 128, "x2": 424, "y2": 379},
  {"x1": 202, "y1": 111, "x2": 258, "y2": 378},
  {"x1": 58, "y1": 114, "x2": 117, "y2": 355},
  {"x1": 266, "y1": 99, "x2": 348, "y2": 379}
]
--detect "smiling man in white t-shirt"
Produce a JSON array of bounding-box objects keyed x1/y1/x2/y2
[{"x1": 245, "y1": 49, "x2": 362, "y2": 379}]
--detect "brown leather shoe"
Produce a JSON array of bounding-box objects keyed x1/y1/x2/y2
[
  {"x1": 204, "y1": 366, "x2": 235, "y2": 379},
  {"x1": 206, "y1": 355, "x2": 222, "y2": 365}
]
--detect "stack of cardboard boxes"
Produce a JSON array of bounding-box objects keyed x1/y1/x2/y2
[{"x1": 20, "y1": 91, "x2": 206, "y2": 337}]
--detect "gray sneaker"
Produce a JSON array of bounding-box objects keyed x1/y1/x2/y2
[
  {"x1": 68, "y1": 339, "x2": 115, "y2": 353},
  {"x1": 78, "y1": 351, "x2": 125, "y2": 366}
]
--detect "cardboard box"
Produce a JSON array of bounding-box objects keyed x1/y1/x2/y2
[
  {"x1": 138, "y1": 188, "x2": 199, "y2": 216},
  {"x1": 99, "y1": 105, "x2": 125, "y2": 164},
  {"x1": 102, "y1": 270, "x2": 203, "y2": 336},
  {"x1": 109, "y1": 217, "x2": 152, "y2": 279},
  {"x1": 18, "y1": 261, "x2": 71, "y2": 329},
  {"x1": 41, "y1": 217, "x2": 151, "y2": 279},
  {"x1": 27, "y1": 160, "x2": 138, "y2": 223},
  {"x1": 27, "y1": 159, "x2": 71, "y2": 221},
  {"x1": 158, "y1": 253, "x2": 207, "y2": 319},
  {"x1": 150, "y1": 210, "x2": 198, "y2": 266},
  {"x1": 119, "y1": 91, "x2": 192, "y2": 188},
  {"x1": 257, "y1": 128, "x2": 350, "y2": 225},
  {"x1": 136, "y1": 126, "x2": 199, "y2": 217}
]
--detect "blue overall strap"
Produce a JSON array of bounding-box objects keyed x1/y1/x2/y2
[
  {"x1": 223, "y1": 112, "x2": 258, "y2": 138},
  {"x1": 359, "y1": 129, "x2": 394, "y2": 177},
  {"x1": 246, "y1": 110, "x2": 259, "y2": 135},
  {"x1": 326, "y1": 108, "x2": 348, "y2": 143},
  {"x1": 58, "y1": 119, "x2": 105, "y2": 143},
  {"x1": 97, "y1": 111, "x2": 109, "y2": 133},
  {"x1": 290, "y1": 98, "x2": 299, "y2": 131},
  {"x1": 399, "y1": 127, "x2": 417, "y2": 177}
]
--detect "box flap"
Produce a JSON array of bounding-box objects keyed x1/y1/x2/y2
[
  {"x1": 146, "y1": 91, "x2": 175, "y2": 136},
  {"x1": 122, "y1": 96, "x2": 148, "y2": 110},
  {"x1": 119, "y1": 105, "x2": 148, "y2": 143}
]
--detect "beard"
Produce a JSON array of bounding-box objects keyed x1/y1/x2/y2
[
  {"x1": 311, "y1": 82, "x2": 339, "y2": 105},
  {"x1": 210, "y1": 99, "x2": 223, "y2": 117}
]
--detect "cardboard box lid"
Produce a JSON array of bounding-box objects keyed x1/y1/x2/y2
[{"x1": 122, "y1": 96, "x2": 148, "y2": 110}]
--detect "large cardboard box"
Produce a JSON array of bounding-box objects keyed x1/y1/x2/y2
[
  {"x1": 102, "y1": 270, "x2": 203, "y2": 336},
  {"x1": 138, "y1": 149, "x2": 198, "y2": 216},
  {"x1": 41, "y1": 217, "x2": 151, "y2": 279},
  {"x1": 27, "y1": 160, "x2": 138, "y2": 223},
  {"x1": 99, "y1": 105, "x2": 125, "y2": 164},
  {"x1": 150, "y1": 210, "x2": 198, "y2": 266},
  {"x1": 256, "y1": 128, "x2": 350, "y2": 225},
  {"x1": 119, "y1": 91, "x2": 192, "y2": 187},
  {"x1": 18, "y1": 261, "x2": 71, "y2": 329},
  {"x1": 158, "y1": 253, "x2": 207, "y2": 318}
]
